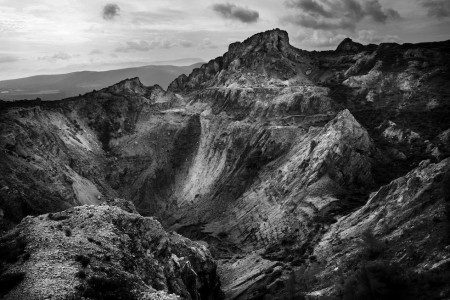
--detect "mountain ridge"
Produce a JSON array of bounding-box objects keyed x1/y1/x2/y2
[
  {"x1": 0, "y1": 63, "x2": 202, "y2": 101},
  {"x1": 1, "y1": 29, "x2": 450, "y2": 299}
]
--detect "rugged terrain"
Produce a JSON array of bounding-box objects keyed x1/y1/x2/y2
[{"x1": 1, "y1": 29, "x2": 450, "y2": 299}]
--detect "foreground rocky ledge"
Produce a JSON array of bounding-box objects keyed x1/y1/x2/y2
[{"x1": 0, "y1": 199, "x2": 223, "y2": 300}]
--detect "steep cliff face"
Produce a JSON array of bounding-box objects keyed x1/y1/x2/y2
[
  {"x1": 1, "y1": 29, "x2": 450, "y2": 299},
  {"x1": 166, "y1": 109, "x2": 374, "y2": 251},
  {"x1": 307, "y1": 158, "x2": 450, "y2": 299},
  {"x1": 0, "y1": 105, "x2": 110, "y2": 229},
  {"x1": 0, "y1": 77, "x2": 180, "y2": 230}
]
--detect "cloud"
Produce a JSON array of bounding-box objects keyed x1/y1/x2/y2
[
  {"x1": 103, "y1": 3, "x2": 120, "y2": 20},
  {"x1": 283, "y1": 0, "x2": 401, "y2": 30},
  {"x1": 297, "y1": 31, "x2": 348, "y2": 47},
  {"x1": 0, "y1": 55, "x2": 19, "y2": 63},
  {"x1": 39, "y1": 52, "x2": 71, "y2": 61},
  {"x1": 212, "y1": 3, "x2": 259, "y2": 23},
  {"x1": 285, "y1": 0, "x2": 333, "y2": 18},
  {"x1": 295, "y1": 29, "x2": 401, "y2": 48},
  {"x1": 199, "y1": 38, "x2": 219, "y2": 49},
  {"x1": 356, "y1": 29, "x2": 401, "y2": 44},
  {"x1": 179, "y1": 40, "x2": 194, "y2": 48},
  {"x1": 115, "y1": 39, "x2": 177, "y2": 52},
  {"x1": 420, "y1": 0, "x2": 450, "y2": 18},
  {"x1": 89, "y1": 49, "x2": 103, "y2": 55},
  {"x1": 283, "y1": 14, "x2": 354, "y2": 30}
]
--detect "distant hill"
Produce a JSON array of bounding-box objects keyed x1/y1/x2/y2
[
  {"x1": 148, "y1": 58, "x2": 205, "y2": 66},
  {"x1": 0, "y1": 63, "x2": 203, "y2": 101}
]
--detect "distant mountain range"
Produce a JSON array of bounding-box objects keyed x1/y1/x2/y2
[{"x1": 0, "y1": 62, "x2": 203, "y2": 101}]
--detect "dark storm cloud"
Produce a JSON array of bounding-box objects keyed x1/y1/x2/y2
[
  {"x1": 283, "y1": 0, "x2": 400, "y2": 30},
  {"x1": 285, "y1": 0, "x2": 333, "y2": 18},
  {"x1": 420, "y1": 0, "x2": 450, "y2": 18},
  {"x1": 212, "y1": 3, "x2": 259, "y2": 23},
  {"x1": 283, "y1": 14, "x2": 354, "y2": 30},
  {"x1": 364, "y1": 0, "x2": 400, "y2": 23},
  {"x1": 103, "y1": 3, "x2": 120, "y2": 20}
]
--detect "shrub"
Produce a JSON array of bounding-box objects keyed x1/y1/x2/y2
[
  {"x1": 76, "y1": 270, "x2": 87, "y2": 279},
  {"x1": 341, "y1": 261, "x2": 410, "y2": 300},
  {"x1": 443, "y1": 170, "x2": 450, "y2": 221},
  {"x1": 0, "y1": 237, "x2": 27, "y2": 263},
  {"x1": 75, "y1": 254, "x2": 91, "y2": 267},
  {"x1": 64, "y1": 227, "x2": 72, "y2": 237},
  {"x1": 83, "y1": 275, "x2": 136, "y2": 300},
  {"x1": 361, "y1": 228, "x2": 385, "y2": 260}
]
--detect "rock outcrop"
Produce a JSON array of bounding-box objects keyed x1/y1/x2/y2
[
  {"x1": 0, "y1": 200, "x2": 222, "y2": 300},
  {"x1": 307, "y1": 158, "x2": 450, "y2": 299}
]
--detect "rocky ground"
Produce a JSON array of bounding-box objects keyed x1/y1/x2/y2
[
  {"x1": 1, "y1": 29, "x2": 450, "y2": 299},
  {"x1": 0, "y1": 199, "x2": 222, "y2": 300}
]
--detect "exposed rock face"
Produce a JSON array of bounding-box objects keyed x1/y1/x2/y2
[
  {"x1": 308, "y1": 158, "x2": 450, "y2": 299},
  {"x1": 166, "y1": 109, "x2": 374, "y2": 252},
  {"x1": 0, "y1": 105, "x2": 110, "y2": 229},
  {"x1": 0, "y1": 200, "x2": 222, "y2": 300}
]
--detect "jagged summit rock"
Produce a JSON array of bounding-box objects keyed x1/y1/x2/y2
[
  {"x1": 103, "y1": 77, "x2": 148, "y2": 95},
  {"x1": 335, "y1": 37, "x2": 365, "y2": 52},
  {"x1": 226, "y1": 28, "x2": 290, "y2": 58},
  {"x1": 167, "y1": 29, "x2": 303, "y2": 92}
]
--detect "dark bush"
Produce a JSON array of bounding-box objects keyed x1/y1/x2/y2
[
  {"x1": 64, "y1": 227, "x2": 72, "y2": 237},
  {"x1": 76, "y1": 270, "x2": 87, "y2": 279},
  {"x1": 0, "y1": 272, "x2": 26, "y2": 296},
  {"x1": 22, "y1": 252, "x2": 31, "y2": 261},
  {"x1": 0, "y1": 237, "x2": 27, "y2": 263},
  {"x1": 361, "y1": 229, "x2": 385, "y2": 260},
  {"x1": 342, "y1": 261, "x2": 410, "y2": 300},
  {"x1": 443, "y1": 170, "x2": 450, "y2": 220},
  {"x1": 83, "y1": 275, "x2": 136, "y2": 300},
  {"x1": 75, "y1": 254, "x2": 91, "y2": 267}
]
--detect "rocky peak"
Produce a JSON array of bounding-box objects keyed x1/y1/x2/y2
[
  {"x1": 103, "y1": 77, "x2": 148, "y2": 95},
  {"x1": 336, "y1": 37, "x2": 365, "y2": 52},
  {"x1": 323, "y1": 109, "x2": 372, "y2": 152},
  {"x1": 168, "y1": 29, "x2": 297, "y2": 92},
  {"x1": 227, "y1": 28, "x2": 290, "y2": 57}
]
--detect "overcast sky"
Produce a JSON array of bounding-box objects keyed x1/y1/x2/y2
[{"x1": 0, "y1": 0, "x2": 449, "y2": 80}]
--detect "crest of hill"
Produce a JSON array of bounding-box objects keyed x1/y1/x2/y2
[{"x1": 167, "y1": 29, "x2": 380, "y2": 92}]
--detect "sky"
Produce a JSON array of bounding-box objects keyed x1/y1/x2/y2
[{"x1": 0, "y1": 0, "x2": 449, "y2": 80}]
